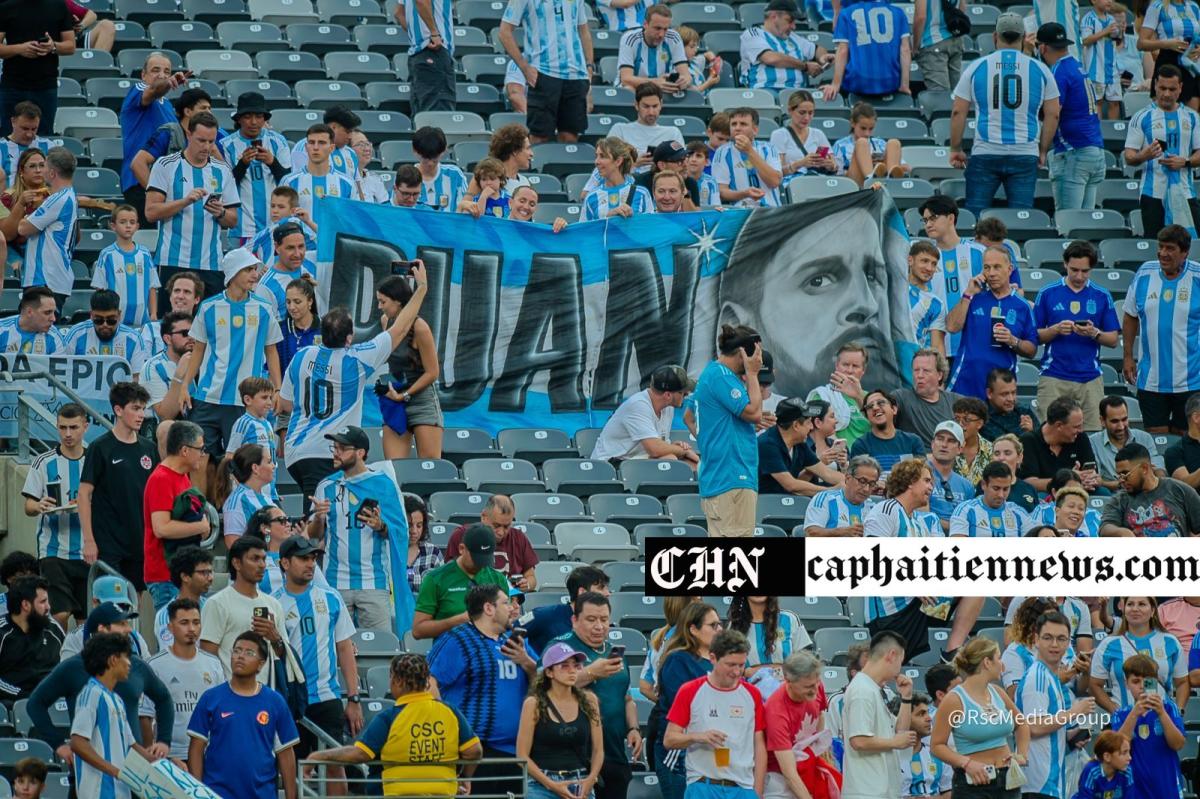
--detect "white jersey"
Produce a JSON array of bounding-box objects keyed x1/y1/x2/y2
[
  {"x1": 1124, "y1": 103, "x2": 1200, "y2": 200},
  {"x1": 952, "y1": 49, "x2": 1059, "y2": 157},
  {"x1": 864, "y1": 498, "x2": 937, "y2": 538},
  {"x1": 501, "y1": 0, "x2": 590, "y2": 81},
  {"x1": 416, "y1": 162, "x2": 469, "y2": 213},
  {"x1": 0, "y1": 317, "x2": 64, "y2": 354},
  {"x1": 23, "y1": 186, "x2": 78, "y2": 295},
  {"x1": 140, "y1": 351, "x2": 178, "y2": 414},
  {"x1": 279, "y1": 170, "x2": 356, "y2": 218},
  {"x1": 63, "y1": 321, "x2": 146, "y2": 371},
  {"x1": 312, "y1": 465, "x2": 406, "y2": 591},
  {"x1": 139, "y1": 648, "x2": 225, "y2": 759},
  {"x1": 617, "y1": 27, "x2": 688, "y2": 80},
  {"x1": 0, "y1": 136, "x2": 51, "y2": 188},
  {"x1": 219, "y1": 128, "x2": 293, "y2": 240},
  {"x1": 281, "y1": 331, "x2": 393, "y2": 466},
  {"x1": 288, "y1": 142, "x2": 359, "y2": 183},
  {"x1": 1122, "y1": 261, "x2": 1200, "y2": 393},
  {"x1": 597, "y1": 0, "x2": 647, "y2": 30},
  {"x1": 1015, "y1": 659, "x2": 1070, "y2": 799},
  {"x1": 148, "y1": 152, "x2": 241, "y2": 271},
  {"x1": 275, "y1": 583, "x2": 355, "y2": 704},
  {"x1": 152, "y1": 595, "x2": 208, "y2": 649},
  {"x1": 20, "y1": 446, "x2": 85, "y2": 561},
  {"x1": 590, "y1": 388, "x2": 674, "y2": 460},
  {"x1": 1090, "y1": 630, "x2": 1187, "y2": 708},
  {"x1": 72, "y1": 678, "x2": 134, "y2": 799},
  {"x1": 948, "y1": 497, "x2": 1031, "y2": 537},
  {"x1": 579, "y1": 177, "x2": 654, "y2": 220},
  {"x1": 740, "y1": 27, "x2": 817, "y2": 89},
  {"x1": 356, "y1": 172, "x2": 391, "y2": 204},
  {"x1": 899, "y1": 739, "x2": 949, "y2": 798},
  {"x1": 190, "y1": 291, "x2": 282, "y2": 406},
  {"x1": 90, "y1": 243, "x2": 160, "y2": 327},
  {"x1": 711, "y1": 141, "x2": 783, "y2": 207}
]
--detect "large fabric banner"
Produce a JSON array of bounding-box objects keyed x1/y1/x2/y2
[
  {"x1": 317, "y1": 189, "x2": 915, "y2": 434},
  {"x1": 0, "y1": 354, "x2": 133, "y2": 439}
]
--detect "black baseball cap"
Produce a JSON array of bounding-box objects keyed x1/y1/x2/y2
[
  {"x1": 1035, "y1": 22, "x2": 1073, "y2": 47},
  {"x1": 759, "y1": 350, "x2": 776, "y2": 386},
  {"x1": 83, "y1": 601, "x2": 138, "y2": 641},
  {"x1": 463, "y1": 523, "x2": 497, "y2": 570},
  {"x1": 766, "y1": 0, "x2": 799, "y2": 15},
  {"x1": 651, "y1": 365, "x2": 695, "y2": 393},
  {"x1": 652, "y1": 140, "x2": 687, "y2": 163},
  {"x1": 279, "y1": 535, "x2": 325, "y2": 559},
  {"x1": 325, "y1": 426, "x2": 370, "y2": 453},
  {"x1": 776, "y1": 397, "x2": 826, "y2": 427}
]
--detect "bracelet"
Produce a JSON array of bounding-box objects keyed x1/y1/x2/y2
[{"x1": 900, "y1": 697, "x2": 913, "y2": 704}]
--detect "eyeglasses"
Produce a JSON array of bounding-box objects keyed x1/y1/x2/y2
[
  {"x1": 92, "y1": 316, "x2": 120, "y2": 327},
  {"x1": 955, "y1": 415, "x2": 983, "y2": 425},
  {"x1": 848, "y1": 473, "x2": 877, "y2": 487},
  {"x1": 183, "y1": 440, "x2": 205, "y2": 452},
  {"x1": 921, "y1": 212, "x2": 945, "y2": 224},
  {"x1": 863, "y1": 400, "x2": 890, "y2": 410},
  {"x1": 702, "y1": 621, "x2": 724, "y2": 630},
  {"x1": 169, "y1": 328, "x2": 191, "y2": 337},
  {"x1": 1037, "y1": 634, "x2": 1070, "y2": 645},
  {"x1": 268, "y1": 516, "x2": 289, "y2": 525}
]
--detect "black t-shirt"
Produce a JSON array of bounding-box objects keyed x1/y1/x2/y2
[
  {"x1": 0, "y1": 0, "x2": 75, "y2": 89},
  {"x1": 757, "y1": 426, "x2": 818, "y2": 494},
  {"x1": 634, "y1": 169, "x2": 700, "y2": 206},
  {"x1": 1017, "y1": 428, "x2": 1096, "y2": 481},
  {"x1": 1164, "y1": 434, "x2": 1200, "y2": 478},
  {"x1": 79, "y1": 431, "x2": 159, "y2": 561}
]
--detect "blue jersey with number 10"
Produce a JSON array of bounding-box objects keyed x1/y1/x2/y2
[{"x1": 834, "y1": 0, "x2": 910, "y2": 96}]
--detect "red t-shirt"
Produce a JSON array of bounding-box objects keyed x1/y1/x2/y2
[
  {"x1": 142, "y1": 463, "x2": 193, "y2": 583},
  {"x1": 765, "y1": 681, "x2": 829, "y2": 772},
  {"x1": 444, "y1": 524, "x2": 539, "y2": 581},
  {"x1": 65, "y1": 0, "x2": 87, "y2": 20}
]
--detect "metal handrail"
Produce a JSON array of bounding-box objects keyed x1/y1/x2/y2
[
  {"x1": 0, "y1": 369, "x2": 116, "y2": 430},
  {"x1": 298, "y1": 756, "x2": 528, "y2": 799},
  {"x1": 1, "y1": 369, "x2": 115, "y2": 464}
]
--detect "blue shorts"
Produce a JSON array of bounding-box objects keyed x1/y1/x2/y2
[
  {"x1": 378, "y1": 392, "x2": 409, "y2": 435},
  {"x1": 684, "y1": 781, "x2": 757, "y2": 799}
]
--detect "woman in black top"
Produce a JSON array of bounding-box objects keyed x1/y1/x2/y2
[
  {"x1": 516, "y1": 642, "x2": 603, "y2": 799},
  {"x1": 375, "y1": 274, "x2": 443, "y2": 460}
]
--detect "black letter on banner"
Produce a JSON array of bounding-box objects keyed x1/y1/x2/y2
[
  {"x1": 592, "y1": 245, "x2": 701, "y2": 409},
  {"x1": 491, "y1": 253, "x2": 586, "y2": 412},
  {"x1": 440, "y1": 250, "x2": 502, "y2": 411}
]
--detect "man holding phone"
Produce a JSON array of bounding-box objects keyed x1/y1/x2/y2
[
  {"x1": 0, "y1": 2, "x2": 75, "y2": 138},
  {"x1": 609, "y1": 84, "x2": 684, "y2": 170},
  {"x1": 616, "y1": 6, "x2": 691, "y2": 91},
  {"x1": 1033, "y1": 240, "x2": 1120, "y2": 432},
  {"x1": 220, "y1": 92, "x2": 291, "y2": 246}
]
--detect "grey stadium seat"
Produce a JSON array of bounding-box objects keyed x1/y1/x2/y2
[
  {"x1": 429, "y1": 491, "x2": 493, "y2": 525},
  {"x1": 589, "y1": 493, "x2": 670, "y2": 530},
  {"x1": 534, "y1": 561, "x2": 588, "y2": 590},
  {"x1": 367, "y1": 82, "x2": 412, "y2": 112},
  {"x1": 354, "y1": 24, "x2": 411, "y2": 57},
  {"x1": 756, "y1": 494, "x2": 809, "y2": 528},
  {"x1": 789, "y1": 175, "x2": 858, "y2": 204},
  {"x1": 666, "y1": 493, "x2": 706, "y2": 525},
  {"x1": 218, "y1": 20, "x2": 289, "y2": 51},
  {"x1": 248, "y1": 0, "x2": 319, "y2": 24},
  {"x1": 60, "y1": 50, "x2": 121, "y2": 81},
  {"x1": 325, "y1": 51, "x2": 394, "y2": 83},
  {"x1": 461, "y1": 458, "x2": 543, "y2": 494},
  {"x1": 184, "y1": 0, "x2": 253, "y2": 26},
  {"x1": 392, "y1": 458, "x2": 465, "y2": 496},
  {"x1": 56, "y1": 107, "x2": 121, "y2": 139},
  {"x1": 498, "y1": 427, "x2": 574, "y2": 464},
  {"x1": 117, "y1": 0, "x2": 186, "y2": 24},
  {"x1": 541, "y1": 458, "x2": 622, "y2": 498},
  {"x1": 318, "y1": 0, "x2": 386, "y2": 24},
  {"x1": 671, "y1": 2, "x2": 739, "y2": 32},
  {"x1": 287, "y1": 23, "x2": 353, "y2": 56},
  {"x1": 602, "y1": 560, "x2": 646, "y2": 592},
  {"x1": 553, "y1": 522, "x2": 638, "y2": 562},
  {"x1": 512, "y1": 492, "x2": 589, "y2": 529},
  {"x1": 1055, "y1": 209, "x2": 1131, "y2": 241},
  {"x1": 619, "y1": 459, "x2": 697, "y2": 498},
  {"x1": 186, "y1": 49, "x2": 258, "y2": 81},
  {"x1": 85, "y1": 77, "x2": 137, "y2": 113},
  {"x1": 149, "y1": 20, "x2": 219, "y2": 51},
  {"x1": 608, "y1": 593, "x2": 666, "y2": 634},
  {"x1": 74, "y1": 168, "x2": 122, "y2": 199},
  {"x1": 224, "y1": 79, "x2": 297, "y2": 109},
  {"x1": 634, "y1": 523, "x2": 706, "y2": 557},
  {"x1": 294, "y1": 80, "x2": 365, "y2": 109},
  {"x1": 977, "y1": 207, "x2": 1054, "y2": 242},
  {"x1": 708, "y1": 88, "x2": 777, "y2": 113}
]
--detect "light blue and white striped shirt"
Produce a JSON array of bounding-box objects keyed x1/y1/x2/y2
[
  {"x1": 23, "y1": 186, "x2": 78, "y2": 295},
  {"x1": 948, "y1": 496, "x2": 1030, "y2": 537},
  {"x1": 928, "y1": 239, "x2": 986, "y2": 356},
  {"x1": 502, "y1": 0, "x2": 590, "y2": 81},
  {"x1": 190, "y1": 291, "x2": 282, "y2": 406},
  {"x1": 222, "y1": 481, "x2": 276, "y2": 538},
  {"x1": 311, "y1": 465, "x2": 408, "y2": 591},
  {"x1": 64, "y1": 321, "x2": 146, "y2": 371},
  {"x1": 697, "y1": 172, "x2": 720, "y2": 206},
  {"x1": 417, "y1": 162, "x2": 469, "y2": 212},
  {"x1": 802, "y1": 487, "x2": 870, "y2": 532},
  {"x1": 275, "y1": 584, "x2": 356, "y2": 704},
  {"x1": 0, "y1": 136, "x2": 52, "y2": 188},
  {"x1": 917, "y1": 0, "x2": 955, "y2": 47},
  {"x1": 1143, "y1": 0, "x2": 1200, "y2": 43},
  {"x1": 617, "y1": 27, "x2": 688, "y2": 79},
  {"x1": 740, "y1": 26, "x2": 817, "y2": 89},
  {"x1": 908, "y1": 283, "x2": 946, "y2": 349},
  {"x1": 1030, "y1": 502, "x2": 1102, "y2": 536},
  {"x1": 288, "y1": 143, "x2": 359, "y2": 183},
  {"x1": 0, "y1": 316, "x2": 64, "y2": 354},
  {"x1": 1124, "y1": 103, "x2": 1200, "y2": 199},
  {"x1": 219, "y1": 129, "x2": 292, "y2": 240},
  {"x1": 254, "y1": 261, "x2": 317, "y2": 321},
  {"x1": 91, "y1": 243, "x2": 160, "y2": 327},
  {"x1": 1123, "y1": 261, "x2": 1200, "y2": 392},
  {"x1": 281, "y1": 331, "x2": 394, "y2": 466},
  {"x1": 1090, "y1": 630, "x2": 1187, "y2": 708},
  {"x1": 279, "y1": 170, "x2": 356, "y2": 219},
  {"x1": 71, "y1": 678, "x2": 134, "y2": 799},
  {"x1": 1080, "y1": 11, "x2": 1119, "y2": 85},
  {"x1": 580, "y1": 177, "x2": 654, "y2": 220},
  {"x1": 597, "y1": 0, "x2": 648, "y2": 30},
  {"x1": 405, "y1": 0, "x2": 455, "y2": 52},
  {"x1": 148, "y1": 152, "x2": 240, "y2": 271},
  {"x1": 20, "y1": 447, "x2": 85, "y2": 561},
  {"x1": 952, "y1": 49, "x2": 1059, "y2": 157},
  {"x1": 226, "y1": 411, "x2": 279, "y2": 498},
  {"x1": 1016, "y1": 659, "x2": 1070, "y2": 799},
  {"x1": 711, "y1": 141, "x2": 783, "y2": 207},
  {"x1": 1033, "y1": 0, "x2": 1083, "y2": 61},
  {"x1": 831, "y1": 134, "x2": 888, "y2": 174}
]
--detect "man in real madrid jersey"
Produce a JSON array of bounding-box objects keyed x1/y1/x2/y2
[
  {"x1": 280, "y1": 124, "x2": 357, "y2": 220},
  {"x1": 175, "y1": 248, "x2": 282, "y2": 497},
  {"x1": 145, "y1": 111, "x2": 240, "y2": 299},
  {"x1": 0, "y1": 286, "x2": 64, "y2": 354}
]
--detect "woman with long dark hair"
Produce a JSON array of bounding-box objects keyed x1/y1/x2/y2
[
  {"x1": 404, "y1": 494, "x2": 443, "y2": 594},
  {"x1": 222, "y1": 443, "x2": 277, "y2": 547},
  {"x1": 727, "y1": 596, "x2": 812, "y2": 695},
  {"x1": 1090, "y1": 596, "x2": 1189, "y2": 712},
  {"x1": 516, "y1": 643, "x2": 604, "y2": 799},
  {"x1": 376, "y1": 274, "x2": 442, "y2": 459}
]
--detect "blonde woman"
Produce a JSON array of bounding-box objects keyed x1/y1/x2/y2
[
  {"x1": 580, "y1": 138, "x2": 653, "y2": 221},
  {"x1": 988, "y1": 434, "x2": 1039, "y2": 511},
  {"x1": 768, "y1": 90, "x2": 836, "y2": 183},
  {"x1": 931, "y1": 637, "x2": 1030, "y2": 798}
]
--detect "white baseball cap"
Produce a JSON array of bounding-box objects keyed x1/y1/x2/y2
[
  {"x1": 221, "y1": 247, "x2": 262, "y2": 286},
  {"x1": 934, "y1": 420, "x2": 965, "y2": 445}
]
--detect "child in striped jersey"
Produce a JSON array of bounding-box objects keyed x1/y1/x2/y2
[
  {"x1": 831, "y1": 102, "x2": 909, "y2": 186},
  {"x1": 91, "y1": 205, "x2": 159, "y2": 328},
  {"x1": 413, "y1": 125, "x2": 468, "y2": 213},
  {"x1": 224, "y1": 377, "x2": 278, "y2": 500},
  {"x1": 684, "y1": 141, "x2": 721, "y2": 206},
  {"x1": 250, "y1": 186, "x2": 318, "y2": 268},
  {"x1": 457, "y1": 158, "x2": 511, "y2": 218},
  {"x1": 678, "y1": 26, "x2": 722, "y2": 95}
]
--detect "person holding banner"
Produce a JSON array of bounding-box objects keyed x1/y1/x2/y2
[
  {"x1": 581, "y1": 137, "x2": 654, "y2": 221},
  {"x1": 281, "y1": 265, "x2": 429, "y2": 499},
  {"x1": 0, "y1": 286, "x2": 62, "y2": 353}
]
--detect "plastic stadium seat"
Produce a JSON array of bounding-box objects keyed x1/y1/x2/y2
[
  {"x1": 1018, "y1": 269, "x2": 1061, "y2": 296},
  {"x1": 619, "y1": 460, "x2": 697, "y2": 499},
  {"x1": 85, "y1": 77, "x2": 137, "y2": 113},
  {"x1": 788, "y1": 175, "x2": 858, "y2": 204},
  {"x1": 532, "y1": 142, "x2": 596, "y2": 180},
  {"x1": 671, "y1": 2, "x2": 739, "y2": 33},
  {"x1": 812, "y1": 627, "x2": 871, "y2": 660},
  {"x1": 632, "y1": 522, "x2": 707, "y2": 555},
  {"x1": 703, "y1": 30, "x2": 743, "y2": 63},
  {"x1": 319, "y1": 0, "x2": 386, "y2": 24},
  {"x1": 738, "y1": 1, "x2": 768, "y2": 25},
  {"x1": 1056, "y1": 209, "x2": 1131, "y2": 241},
  {"x1": 571, "y1": 428, "x2": 603, "y2": 458},
  {"x1": 589, "y1": 493, "x2": 670, "y2": 530},
  {"x1": 366, "y1": 81, "x2": 412, "y2": 112},
  {"x1": 461, "y1": 458, "x2": 543, "y2": 494},
  {"x1": 456, "y1": 83, "x2": 502, "y2": 115},
  {"x1": 150, "y1": 20, "x2": 219, "y2": 51},
  {"x1": 402, "y1": 632, "x2": 433, "y2": 655},
  {"x1": 800, "y1": 31, "x2": 836, "y2": 53},
  {"x1": 513, "y1": 492, "x2": 588, "y2": 529},
  {"x1": 449, "y1": 26, "x2": 492, "y2": 56},
  {"x1": 223, "y1": 78, "x2": 296, "y2": 109},
  {"x1": 458, "y1": 0, "x2": 507, "y2": 30},
  {"x1": 324, "y1": 50, "x2": 393, "y2": 82},
  {"x1": 709, "y1": 88, "x2": 777, "y2": 113},
  {"x1": 589, "y1": 29, "x2": 621, "y2": 56},
  {"x1": 56, "y1": 107, "x2": 121, "y2": 139},
  {"x1": 426, "y1": 522, "x2": 454, "y2": 549},
  {"x1": 288, "y1": 22, "x2": 353, "y2": 56},
  {"x1": 86, "y1": 137, "x2": 124, "y2": 173},
  {"x1": 608, "y1": 593, "x2": 666, "y2": 634},
  {"x1": 413, "y1": 110, "x2": 487, "y2": 134},
  {"x1": 356, "y1": 110, "x2": 411, "y2": 142},
  {"x1": 366, "y1": 664, "x2": 391, "y2": 697},
  {"x1": 187, "y1": 50, "x2": 257, "y2": 81},
  {"x1": 218, "y1": 20, "x2": 289, "y2": 52},
  {"x1": 1099, "y1": 119, "x2": 1129, "y2": 152},
  {"x1": 598, "y1": 55, "x2": 622, "y2": 87},
  {"x1": 185, "y1": 0, "x2": 252, "y2": 26},
  {"x1": 524, "y1": 172, "x2": 564, "y2": 196},
  {"x1": 355, "y1": 24, "x2": 411, "y2": 56},
  {"x1": 249, "y1": 0, "x2": 319, "y2": 24},
  {"x1": 590, "y1": 86, "x2": 635, "y2": 117},
  {"x1": 554, "y1": 522, "x2": 638, "y2": 562},
  {"x1": 535, "y1": 561, "x2": 587, "y2": 590},
  {"x1": 61, "y1": 50, "x2": 121, "y2": 81},
  {"x1": 393, "y1": 458, "x2": 465, "y2": 496},
  {"x1": 110, "y1": 19, "x2": 151, "y2": 51},
  {"x1": 916, "y1": 89, "x2": 953, "y2": 122},
  {"x1": 1022, "y1": 238, "x2": 1070, "y2": 271},
  {"x1": 74, "y1": 168, "x2": 123, "y2": 199},
  {"x1": 903, "y1": 145, "x2": 959, "y2": 180},
  {"x1": 1090, "y1": 269, "x2": 1135, "y2": 299},
  {"x1": 0, "y1": 739, "x2": 55, "y2": 770},
  {"x1": 542, "y1": 458, "x2": 622, "y2": 498},
  {"x1": 294, "y1": 79, "x2": 366, "y2": 109},
  {"x1": 1096, "y1": 179, "x2": 1141, "y2": 213},
  {"x1": 117, "y1": 47, "x2": 183, "y2": 77},
  {"x1": 879, "y1": 177, "x2": 935, "y2": 210},
  {"x1": 628, "y1": 773, "x2": 661, "y2": 799},
  {"x1": 117, "y1": 0, "x2": 185, "y2": 24},
  {"x1": 874, "y1": 117, "x2": 931, "y2": 144},
  {"x1": 498, "y1": 427, "x2": 574, "y2": 464},
  {"x1": 820, "y1": 666, "x2": 849, "y2": 693},
  {"x1": 379, "y1": 139, "x2": 416, "y2": 167},
  {"x1": 430, "y1": 491, "x2": 492, "y2": 525},
  {"x1": 57, "y1": 77, "x2": 87, "y2": 109},
  {"x1": 462, "y1": 53, "x2": 509, "y2": 86},
  {"x1": 756, "y1": 495, "x2": 809, "y2": 528},
  {"x1": 77, "y1": 232, "x2": 114, "y2": 268},
  {"x1": 978, "y1": 207, "x2": 1053, "y2": 243},
  {"x1": 603, "y1": 561, "x2": 646, "y2": 592},
  {"x1": 665, "y1": 494, "x2": 705, "y2": 525},
  {"x1": 809, "y1": 118, "x2": 849, "y2": 143},
  {"x1": 786, "y1": 595, "x2": 850, "y2": 623},
  {"x1": 966, "y1": 3, "x2": 1000, "y2": 33},
  {"x1": 271, "y1": 108, "x2": 325, "y2": 140}
]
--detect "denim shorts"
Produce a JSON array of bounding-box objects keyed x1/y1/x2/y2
[{"x1": 527, "y1": 768, "x2": 593, "y2": 799}]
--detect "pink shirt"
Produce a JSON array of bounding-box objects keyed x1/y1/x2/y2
[{"x1": 1159, "y1": 598, "x2": 1200, "y2": 651}]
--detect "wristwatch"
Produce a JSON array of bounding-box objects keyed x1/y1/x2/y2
[{"x1": 346, "y1": 695, "x2": 361, "y2": 704}]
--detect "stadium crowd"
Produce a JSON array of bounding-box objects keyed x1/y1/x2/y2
[{"x1": 4, "y1": 0, "x2": 1200, "y2": 797}]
